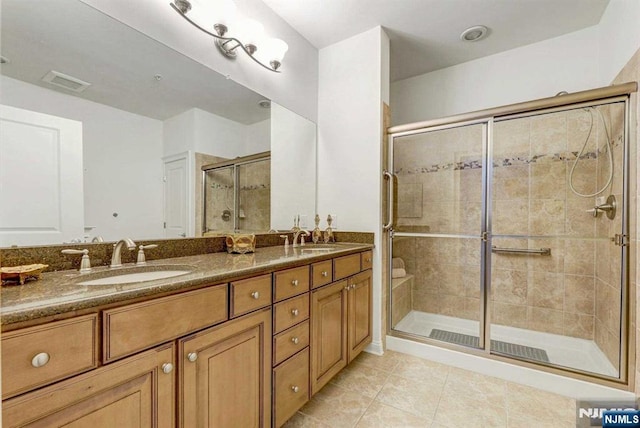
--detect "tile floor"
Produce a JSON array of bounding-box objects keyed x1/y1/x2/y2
[{"x1": 284, "y1": 350, "x2": 577, "y2": 428}]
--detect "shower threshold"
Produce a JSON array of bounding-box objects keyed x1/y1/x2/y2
[{"x1": 395, "y1": 310, "x2": 617, "y2": 377}]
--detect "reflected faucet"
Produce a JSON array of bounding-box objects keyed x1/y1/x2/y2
[
  {"x1": 111, "y1": 238, "x2": 136, "y2": 268},
  {"x1": 292, "y1": 230, "x2": 310, "y2": 248}
]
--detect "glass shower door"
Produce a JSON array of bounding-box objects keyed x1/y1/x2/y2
[
  {"x1": 489, "y1": 101, "x2": 627, "y2": 378},
  {"x1": 389, "y1": 122, "x2": 487, "y2": 349},
  {"x1": 203, "y1": 166, "x2": 235, "y2": 234},
  {"x1": 237, "y1": 159, "x2": 271, "y2": 232}
]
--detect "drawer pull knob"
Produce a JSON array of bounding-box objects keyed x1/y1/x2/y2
[
  {"x1": 187, "y1": 352, "x2": 198, "y2": 362},
  {"x1": 31, "y1": 352, "x2": 50, "y2": 368},
  {"x1": 291, "y1": 337, "x2": 299, "y2": 344},
  {"x1": 291, "y1": 309, "x2": 299, "y2": 316},
  {"x1": 291, "y1": 279, "x2": 299, "y2": 286},
  {"x1": 291, "y1": 385, "x2": 300, "y2": 393},
  {"x1": 162, "y1": 363, "x2": 174, "y2": 374},
  {"x1": 321, "y1": 271, "x2": 328, "y2": 277},
  {"x1": 366, "y1": 258, "x2": 371, "y2": 263},
  {"x1": 251, "y1": 291, "x2": 260, "y2": 299}
]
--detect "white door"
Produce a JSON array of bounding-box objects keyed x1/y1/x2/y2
[
  {"x1": 0, "y1": 105, "x2": 83, "y2": 247},
  {"x1": 163, "y1": 157, "x2": 188, "y2": 238}
]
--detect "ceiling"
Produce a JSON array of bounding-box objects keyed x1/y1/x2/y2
[
  {"x1": 261, "y1": 0, "x2": 610, "y2": 82},
  {"x1": 0, "y1": 0, "x2": 270, "y2": 123}
]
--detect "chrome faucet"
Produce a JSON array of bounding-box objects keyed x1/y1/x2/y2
[
  {"x1": 110, "y1": 238, "x2": 136, "y2": 268},
  {"x1": 292, "y1": 230, "x2": 310, "y2": 248}
]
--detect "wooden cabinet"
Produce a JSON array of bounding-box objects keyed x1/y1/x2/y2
[
  {"x1": 1, "y1": 314, "x2": 98, "y2": 399},
  {"x1": 310, "y1": 279, "x2": 348, "y2": 395},
  {"x1": 103, "y1": 284, "x2": 228, "y2": 362},
  {"x1": 348, "y1": 270, "x2": 373, "y2": 363},
  {"x1": 1, "y1": 247, "x2": 372, "y2": 428},
  {"x1": 2, "y1": 343, "x2": 175, "y2": 427},
  {"x1": 273, "y1": 348, "x2": 310, "y2": 427},
  {"x1": 178, "y1": 308, "x2": 271, "y2": 428},
  {"x1": 311, "y1": 265, "x2": 373, "y2": 395}
]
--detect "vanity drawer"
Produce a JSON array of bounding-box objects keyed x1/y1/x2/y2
[
  {"x1": 2, "y1": 314, "x2": 98, "y2": 399},
  {"x1": 334, "y1": 253, "x2": 361, "y2": 280},
  {"x1": 273, "y1": 266, "x2": 310, "y2": 302},
  {"x1": 311, "y1": 260, "x2": 333, "y2": 289},
  {"x1": 361, "y1": 250, "x2": 373, "y2": 270},
  {"x1": 273, "y1": 293, "x2": 309, "y2": 334},
  {"x1": 273, "y1": 320, "x2": 310, "y2": 366},
  {"x1": 230, "y1": 274, "x2": 272, "y2": 318},
  {"x1": 104, "y1": 284, "x2": 228, "y2": 362},
  {"x1": 273, "y1": 348, "x2": 310, "y2": 427}
]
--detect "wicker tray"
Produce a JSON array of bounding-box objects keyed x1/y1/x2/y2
[{"x1": 1, "y1": 264, "x2": 49, "y2": 285}]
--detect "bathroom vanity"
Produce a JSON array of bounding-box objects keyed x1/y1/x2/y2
[{"x1": 0, "y1": 243, "x2": 373, "y2": 427}]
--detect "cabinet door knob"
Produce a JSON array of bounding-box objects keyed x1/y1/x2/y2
[
  {"x1": 162, "y1": 363, "x2": 174, "y2": 374},
  {"x1": 344, "y1": 285, "x2": 350, "y2": 291},
  {"x1": 291, "y1": 337, "x2": 299, "y2": 344},
  {"x1": 321, "y1": 271, "x2": 328, "y2": 277},
  {"x1": 187, "y1": 352, "x2": 198, "y2": 362},
  {"x1": 291, "y1": 385, "x2": 300, "y2": 393},
  {"x1": 31, "y1": 352, "x2": 50, "y2": 368},
  {"x1": 251, "y1": 291, "x2": 260, "y2": 299},
  {"x1": 291, "y1": 309, "x2": 299, "y2": 316},
  {"x1": 291, "y1": 279, "x2": 299, "y2": 286},
  {"x1": 366, "y1": 258, "x2": 371, "y2": 263}
]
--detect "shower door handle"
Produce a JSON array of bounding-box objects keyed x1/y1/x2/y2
[{"x1": 383, "y1": 170, "x2": 396, "y2": 231}]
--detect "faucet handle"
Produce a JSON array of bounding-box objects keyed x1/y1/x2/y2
[
  {"x1": 280, "y1": 235, "x2": 289, "y2": 248},
  {"x1": 62, "y1": 249, "x2": 92, "y2": 273},
  {"x1": 137, "y1": 244, "x2": 158, "y2": 265}
]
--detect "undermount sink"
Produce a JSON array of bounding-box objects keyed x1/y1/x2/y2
[
  {"x1": 76, "y1": 265, "x2": 194, "y2": 286},
  {"x1": 300, "y1": 244, "x2": 340, "y2": 253}
]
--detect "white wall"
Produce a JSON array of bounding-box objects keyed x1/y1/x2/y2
[
  {"x1": 0, "y1": 75, "x2": 164, "y2": 242},
  {"x1": 391, "y1": 26, "x2": 601, "y2": 124},
  {"x1": 270, "y1": 102, "x2": 316, "y2": 230},
  {"x1": 598, "y1": 0, "x2": 640, "y2": 84},
  {"x1": 317, "y1": 26, "x2": 390, "y2": 353},
  {"x1": 164, "y1": 108, "x2": 270, "y2": 159},
  {"x1": 391, "y1": 0, "x2": 640, "y2": 125},
  {"x1": 80, "y1": 0, "x2": 319, "y2": 122}
]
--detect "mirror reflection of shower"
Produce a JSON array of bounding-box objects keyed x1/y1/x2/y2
[{"x1": 203, "y1": 153, "x2": 271, "y2": 234}]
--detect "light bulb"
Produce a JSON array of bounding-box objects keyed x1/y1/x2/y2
[
  {"x1": 263, "y1": 38, "x2": 288, "y2": 63},
  {"x1": 235, "y1": 18, "x2": 264, "y2": 48}
]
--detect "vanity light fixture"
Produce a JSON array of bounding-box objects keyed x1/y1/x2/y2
[{"x1": 170, "y1": 0, "x2": 288, "y2": 72}]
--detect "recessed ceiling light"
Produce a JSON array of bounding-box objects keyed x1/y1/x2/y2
[
  {"x1": 460, "y1": 25, "x2": 489, "y2": 42},
  {"x1": 258, "y1": 99, "x2": 271, "y2": 109}
]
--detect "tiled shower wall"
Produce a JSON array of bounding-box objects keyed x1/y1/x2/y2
[
  {"x1": 392, "y1": 101, "x2": 626, "y2": 357},
  {"x1": 203, "y1": 159, "x2": 271, "y2": 233}
]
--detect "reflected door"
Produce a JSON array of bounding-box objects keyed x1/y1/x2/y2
[{"x1": 389, "y1": 122, "x2": 487, "y2": 349}]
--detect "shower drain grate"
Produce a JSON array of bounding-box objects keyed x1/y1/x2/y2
[{"x1": 429, "y1": 329, "x2": 550, "y2": 363}]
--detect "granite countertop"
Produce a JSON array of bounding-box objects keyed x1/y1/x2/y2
[{"x1": 1, "y1": 243, "x2": 372, "y2": 326}]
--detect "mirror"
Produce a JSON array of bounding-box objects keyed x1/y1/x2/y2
[{"x1": 0, "y1": 0, "x2": 316, "y2": 247}]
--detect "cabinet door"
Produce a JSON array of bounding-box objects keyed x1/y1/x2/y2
[
  {"x1": 179, "y1": 308, "x2": 271, "y2": 428},
  {"x1": 2, "y1": 344, "x2": 175, "y2": 427},
  {"x1": 348, "y1": 270, "x2": 373, "y2": 363},
  {"x1": 311, "y1": 280, "x2": 348, "y2": 395}
]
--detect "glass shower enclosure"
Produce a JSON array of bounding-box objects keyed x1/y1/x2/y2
[
  {"x1": 203, "y1": 153, "x2": 271, "y2": 234},
  {"x1": 386, "y1": 93, "x2": 631, "y2": 381}
]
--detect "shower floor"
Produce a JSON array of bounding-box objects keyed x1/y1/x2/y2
[{"x1": 394, "y1": 310, "x2": 618, "y2": 377}]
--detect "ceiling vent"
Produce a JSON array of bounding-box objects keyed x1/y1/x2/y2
[{"x1": 42, "y1": 70, "x2": 91, "y2": 93}]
